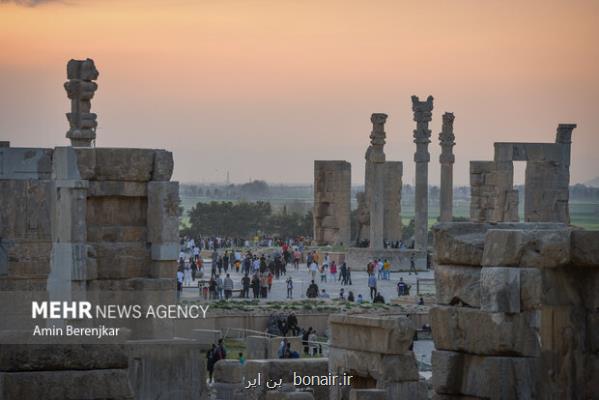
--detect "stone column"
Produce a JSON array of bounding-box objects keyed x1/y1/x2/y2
[
  {"x1": 64, "y1": 58, "x2": 99, "y2": 147},
  {"x1": 383, "y1": 161, "x2": 403, "y2": 243},
  {"x1": 412, "y1": 96, "x2": 433, "y2": 251},
  {"x1": 439, "y1": 112, "x2": 455, "y2": 222},
  {"x1": 555, "y1": 123, "x2": 575, "y2": 223},
  {"x1": 366, "y1": 113, "x2": 387, "y2": 250}
]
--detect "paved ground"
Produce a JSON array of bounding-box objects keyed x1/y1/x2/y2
[{"x1": 181, "y1": 262, "x2": 434, "y2": 304}]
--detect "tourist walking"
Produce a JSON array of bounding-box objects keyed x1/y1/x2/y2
[
  {"x1": 409, "y1": 253, "x2": 418, "y2": 275},
  {"x1": 368, "y1": 273, "x2": 377, "y2": 300}
]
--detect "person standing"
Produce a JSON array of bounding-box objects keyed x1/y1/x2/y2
[
  {"x1": 383, "y1": 259, "x2": 391, "y2": 280},
  {"x1": 286, "y1": 276, "x2": 293, "y2": 299},
  {"x1": 409, "y1": 253, "x2": 418, "y2": 275},
  {"x1": 309, "y1": 261, "x2": 318, "y2": 281},
  {"x1": 339, "y1": 262, "x2": 347, "y2": 285},
  {"x1": 368, "y1": 273, "x2": 377, "y2": 300},
  {"x1": 260, "y1": 274, "x2": 269, "y2": 298},
  {"x1": 306, "y1": 252, "x2": 313, "y2": 270},
  {"x1": 293, "y1": 249, "x2": 301, "y2": 270},
  {"x1": 223, "y1": 251, "x2": 230, "y2": 274},
  {"x1": 176, "y1": 268, "x2": 184, "y2": 301},
  {"x1": 224, "y1": 273, "x2": 234, "y2": 300},
  {"x1": 216, "y1": 275, "x2": 224, "y2": 300},
  {"x1": 241, "y1": 273, "x2": 251, "y2": 298},
  {"x1": 251, "y1": 274, "x2": 260, "y2": 299},
  {"x1": 330, "y1": 261, "x2": 337, "y2": 281},
  {"x1": 346, "y1": 264, "x2": 352, "y2": 285}
]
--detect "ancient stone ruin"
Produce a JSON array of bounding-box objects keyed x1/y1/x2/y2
[
  {"x1": 314, "y1": 114, "x2": 403, "y2": 251},
  {"x1": 438, "y1": 112, "x2": 455, "y2": 223},
  {"x1": 412, "y1": 95, "x2": 434, "y2": 252},
  {"x1": 431, "y1": 222, "x2": 599, "y2": 399},
  {"x1": 470, "y1": 123, "x2": 575, "y2": 223},
  {"x1": 0, "y1": 59, "x2": 207, "y2": 399},
  {"x1": 64, "y1": 58, "x2": 100, "y2": 147},
  {"x1": 328, "y1": 314, "x2": 426, "y2": 400},
  {"x1": 313, "y1": 161, "x2": 351, "y2": 246}
]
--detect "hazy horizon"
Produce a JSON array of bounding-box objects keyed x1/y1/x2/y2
[{"x1": 1, "y1": 0, "x2": 598, "y2": 186}]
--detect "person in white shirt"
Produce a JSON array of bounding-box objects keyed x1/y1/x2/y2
[{"x1": 309, "y1": 261, "x2": 318, "y2": 280}]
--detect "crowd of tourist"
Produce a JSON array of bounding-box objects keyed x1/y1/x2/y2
[{"x1": 176, "y1": 237, "x2": 427, "y2": 305}]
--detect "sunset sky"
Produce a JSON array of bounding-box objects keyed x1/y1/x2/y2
[{"x1": 1, "y1": 0, "x2": 598, "y2": 185}]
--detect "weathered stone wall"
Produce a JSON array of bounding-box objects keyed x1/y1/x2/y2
[
  {"x1": 0, "y1": 342, "x2": 133, "y2": 400},
  {"x1": 0, "y1": 143, "x2": 184, "y2": 397},
  {"x1": 313, "y1": 161, "x2": 351, "y2": 246},
  {"x1": 470, "y1": 160, "x2": 518, "y2": 223},
  {"x1": 328, "y1": 314, "x2": 426, "y2": 400},
  {"x1": 470, "y1": 124, "x2": 575, "y2": 224},
  {"x1": 431, "y1": 222, "x2": 599, "y2": 399},
  {"x1": 127, "y1": 339, "x2": 208, "y2": 400}
]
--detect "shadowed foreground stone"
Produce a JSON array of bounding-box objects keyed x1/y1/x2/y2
[
  {"x1": 432, "y1": 350, "x2": 538, "y2": 399},
  {"x1": 480, "y1": 267, "x2": 520, "y2": 313},
  {"x1": 0, "y1": 344, "x2": 127, "y2": 372},
  {"x1": 482, "y1": 229, "x2": 571, "y2": 268},
  {"x1": 349, "y1": 389, "x2": 386, "y2": 400},
  {"x1": 328, "y1": 314, "x2": 414, "y2": 355},
  {"x1": 430, "y1": 306, "x2": 540, "y2": 357},
  {"x1": 434, "y1": 264, "x2": 481, "y2": 307},
  {"x1": 0, "y1": 369, "x2": 133, "y2": 399}
]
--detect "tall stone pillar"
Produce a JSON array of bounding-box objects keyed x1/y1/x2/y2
[
  {"x1": 64, "y1": 58, "x2": 99, "y2": 147},
  {"x1": 365, "y1": 113, "x2": 387, "y2": 250},
  {"x1": 412, "y1": 95, "x2": 433, "y2": 251},
  {"x1": 439, "y1": 112, "x2": 455, "y2": 222},
  {"x1": 383, "y1": 161, "x2": 403, "y2": 243},
  {"x1": 554, "y1": 123, "x2": 575, "y2": 223}
]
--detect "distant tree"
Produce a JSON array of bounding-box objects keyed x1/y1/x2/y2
[
  {"x1": 401, "y1": 218, "x2": 415, "y2": 242},
  {"x1": 239, "y1": 180, "x2": 270, "y2": 197},
  {"x1": 187, "y1": 201, "x2": 271, "y2": 238},
  {"x1": 187, "y1": 200, "x2": 312, "y2": 239}
]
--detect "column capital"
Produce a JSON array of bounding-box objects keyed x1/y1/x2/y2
[
  {"x1": 366, "y1": 113, "x2": 387, "y2": 163},
  {"x1": 411, "y1": 95, "x2": 434, "y2": 122},
  {"x1": 439, "y1": 112, "x2": 456, "y2": 164}
]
